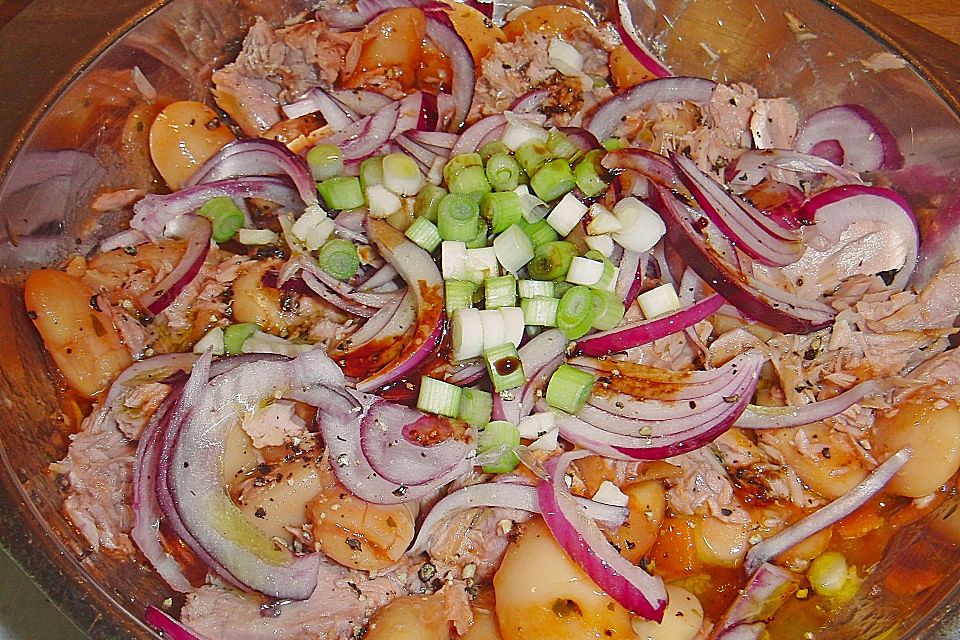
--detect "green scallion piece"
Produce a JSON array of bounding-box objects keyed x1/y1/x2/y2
[
  {"x1": 437, "y1": 193, "x2": 481, "y2": 242},
  {"x1": 574, "y1": 149, "x2": 608, "y2": 198},
  {"x1": 306, "y1": 144, "x2": 344, "y2": 181},
  {"x1": 556, "y1": 285, "x2": 595, "y2": 339},
  {"x1": 518, "y1": 279, "x2": 556, "y2": 299},
  {"x1": 445, "y1": 279, "x2": 477, "y2": 314},
  {"x1": 808, "y1": 552, "x2": 850, "y2": 598},
  {"x1": 530, "y1": 158, "x2": 576, "y2": 202},
  {"x1": 484, "y1": 275, "x2": 517, "y2": 309},
  {"x1": 317, "y1": 175, "x2": 364, "y2": 210},
  {"x1": 485, "y1": 153, "x2": 522, "y2": 192},
  {"x1": 590, "y1": 289, "x2": 626, "y2": 330},
  {"x1": 483, "y1": 342, "x2": 526, "y2": 392},
  {"x1": 448, "y1": 165, "x2": 492, "y2": 195},
  {"x1": 405, "y1": 216, "x2": 442, "y2": 252},
  {"x1": 481, "y1": 191, "x2": 523, "y2": 233},
  {"x1": 466, "y1": 221, "x2": 490, "y2": 249},
  {"x1": 479, "y1": 141, "x2": 510, "y2": 162},
  {"x1": 223, "y1": 322, "x2": 258, "y2": 355},
  {"x1": 318, "y1": 238, "x2": 360, "y2": 281},
  {"x1": 414, "y1": 183, "x2": 448, "y2": 223},
  {"x1": 457, "y1": 387, "x2": 493, "y2": 427},
  {"x1": 417, "y1": 376, "x2": 463, "y2": 418},
  {"x1": 197, "y1": 196, "x2": 245, "y2": 243},
  {"x1": 547, "y1": 128, "x2": 581, "y2": 162},
  {"x1": 515, "y1": 139, "x2": 553, "y2": 176},
  {"x1": 528, "y1": 241, "x2": 577, "y2": 280},
  {"x1": 545, "y1": 364, "x2": 596, "y2": 414},
  {"x1": 382, "y1": 152, "x2": 423, "y2": 196},
  {"x1": 443, "y1": 153, "x2": 483, "y2": 185},
  {"x1": 519, "y1": 218, "x2": 560, "y2": 247},
  {"x1": 602, "y1": 137, "x2": 625, "y2": 151},
  {"x1": 359, "y1": 156, "x2": 384, "y2": 190},
  {"x1": 521, "y1": 296, "x2": 560, "y2": 327},
  {"x1": 477, "y1": 420, "x2": 521, "y2": 473},
  {"x1": 554, "y1": 281, "x2": 574, "y2": 299}
]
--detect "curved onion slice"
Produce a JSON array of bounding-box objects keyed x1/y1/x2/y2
[
  {"x1": 672, "y1": 153, "x2": 803, "y2": 267},
  {"x1": 725, "y1": 149, "x2": 862, "y2": 189},
  {"x1": 612, "y1": 0, "x2": 671, "y2": 79},
  {"x1": 329, "y1": 88, "x2": 395, "y2": 116},
  {"x1": 130, "y1": 176, "x2": 300, "y2": 240},
  {"x1": 343, "y1": 290, "x2": 415, "y2": 350},
  {"x1": 282, "y1": 87, "x2": 356, "y2": 128},
  {"x1": 407, "y1": 130, "x2": 461, "y2": 151},
  {"x1": 184, "y1": 138, "x2": 318, "y2": 206},
  {"x1": 584, "y1": 76, "x2": 716, "y2": 141},
  {"x1": 649, "y1": 185, "x2": 836, "y2": 334},
  {"x1": 408, "y1": 480, "x2": 628, "y2": 555},
  {"x1": 422, "y1": 11, "x2": 475, "y2": 130},
  {"x1": 615, "y1": 249, "x2": 643, "y2": 304},
  {"x1": 496, "y1": 329, "x2": 569, "y2": 422},
  {"x1": 794, "y1": 184, "x2": 919, "y2": 292},
  {"x1": 793, "y1": 104, "x2": 903, "y2": 172},
  {"x1": 575, "y1": 294, "x2": 724, "y2": 356},
  {"x1": 510, "y1": 89, "x2": 549, "y2": 113},
  {"x1": 450, "y1": 115, "x2": 507, "y2": 156},
  {"x1": 319, "y1": 102, "x2": 401, "y2": 161},
  {"x1": 163, "y1": 350, "x2": 344, "y2": 600},
  {"x1": 537, "y1": 451, "x2": 668, "y2": 621},
  {"x1": 735, "y1": 380, "x2": 885, "y2": 429},
  {"x1": 602, "y1": 148, "x2": 682, "y2": 191},
  {"x1": 145, "y1": 605, "x2": 209, "y2": 640},
  {"x1": 301, "y1": 269, "x2": 378, "y2": 317},
  {"x1": 356, "y1": 220, "x2": 445, "y2": 392},
  {"x1": 744, "y1": 448, "x2": 912, "y2": 573},
  {"x1": 559, "y1": 127, "x2": 602, "y2": 153},
  {"x1": 710, "y1": 563, "x2": 801, "y2": 640},
  {"x1": 138, "y1": 215, "x2": 211, "y2": 316}
]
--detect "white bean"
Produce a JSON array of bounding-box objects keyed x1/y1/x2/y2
[{"x1": 631, "y1": 585, "x2": 704, "y2": 640}]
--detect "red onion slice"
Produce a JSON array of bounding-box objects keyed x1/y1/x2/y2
[
  {"x1": 145, "y1": 605, "x2": 210, "y2": 640},
  {"x1": 709, "y1": 563, "x2": 801, "y2": 640},
  {"x1": 99, "y1": 228, "x2": 149, "y2": 253},
  {"x1": 408, "y1": 480, "x2": 628, "y2": 555},
  {"x1": 808, "y1": 139, "x2": 845, "y2": 166},
  {"x1": 407, "y1": 130, "x2": 460, "y2": 150},
  {"x1": 649, "y1": 185, "x2": 836, "y2": 333},
  {"x1": 319, "y1": 102, "x2": 401, "y2": 162},
  {"x1": 422, "y1": 11, "x2": 475, "y2": 130},
  {"x1": 509, "y1": 89, "x2": 549, "y2": 113},
  {"x1": 282, "y1": 87, "x2": 356, "y2": 129},
  {"x1": 613, "y1": 0, "x2": 671, "y2": 79},
  {"x1": 344, "y1": 290, "x2": 415, "y2": 349},
  {"x1": 184, "y1": 138, "x2": 318, "y2": 206},
  {"x1": 735, "y1": 380, "x2": 885, "y2": 429},
  {"x1": 584, "y1": 76, "x2": 716, "y2": 141},
  {"x1": 450, "y1": 114, "x2": 507, "y2": 156},
  {"x1": 743, "y1": 448, "x2": 912, "y2": 573},
  {"x1": 356, "y1": 220, "x2": 445, "y2": 392},
  {"x1": 138, "y1": 215, "x2": 211, "y2": 316},
  {"x1": 672, "y1": 153, "x2": 803, "y2": 267},
  {"x1": 301, "y1": 269, "x2": 378, "y2": 317},
  {"x1": 794, "y1": 104, "x2": 903, "y2": 172},
  {"x1": 725, "y1": 149, "x2": 862, "y2": 189},
  {"x1": 575, "y1": 294, "x2": 724, "y2": 356},
  {"x1": 537, "y1": 451, "x2": 668, "y2": 621},
  {"x1": 602, "y1": 148, "x2": 681, "y2": 191},
  {"x1": 615, "y1": 249, "x2": 643, "y2": 303},
  {"x1": 329, "y1": 88, "x2": 395, "y2": 116}
]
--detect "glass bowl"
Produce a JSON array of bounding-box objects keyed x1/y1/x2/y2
[{"x1": 1, "y1": 0, "x2": 959, "y2": 638}]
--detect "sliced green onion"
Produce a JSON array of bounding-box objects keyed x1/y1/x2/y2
[
  {"x1": 291, "y1": 206, "x2": 334, "y2": 250},
  {"x1": 484, "y1": 275, "x2": 517, "y2": 309},
  {"x1": 602, "y1": 137, "x2": 625, "y2": 151},
  {"x1": 530, "y1": 158, "x2": 576, "y2": 202},
  {"x1": 318, "y1": 175, "x2": 364, "y2": 210},
  {"x1": 493, "y1": 223, "x2": 535, "y2": 274},
  {"x1": 521, "y1": 296, "x2": 560, "y2": 327},
  {"x1": 466, "y1": 221, "x2": 490, "y2": 249},
  {"x1": 318, "y1": 238, "x2": 360, "y2": 281},
  {"x1": 443, "y1": 153, "x2": 483, "y2": 185},
  {"x1": 445, "y1": 279, "x2": 477, "y2": 314},
  {"x1": 547, "y1": 128, "x2": 581, "y2": 161},
  {"x1": 441, "y1": 240, "x2": 469, "y2": 280},
  {"x1": 417, "y1": 376, "x2": 463, "y2": 418},
  {"x1": 405, "y1": 216, "x2": 442, "y2": 252},
  {"x1": 499, "y1": 306, "x2": 525, "y2": 347},
  {"x1": 477, "y1": 420, "x2": 521, "y2": 473},
  {"x1": 479, "y1": 141, "x2": 511, "y2": 162},
  {"x1": 485, "y1": 153, "x2": 522, "y2": 192},
  {"x1": 590, "y1": 289, "x2": 625, "y2": 330},
  {"x1": 515, "y1": 139, "x2": 553, "y2": 176},
  {"x1": 448, "y1": 165, "x2": 492, "y2": 195},
  {"x1": 519, "y1": 218, "x2": 560, "y2": 247},
  {"x1": 546, "y1": 364, "x2": 596, "y2": 414},
  {"x1": 197, "y1": 196, "x2": 244, "y2": 243},
  {"x1": 528, "y1": 241, "x2": 577, "y2": 281},
  {"x1": 366, "y1": 184, "x2": 403, "y2": 218},
  {"x1": 483, "y1": 342, "x2": 526, "y2": 392},
  {"x1": 359, "y1": 156, "x2": 384, "y2": 190},
  {"x1": 556, "y1": 285, "x2": 594, "y2": 339},
  {"x1": 237, "y1": 228, "x2": 280, "y2": 245},
  {"x1": 481, "y1": 191, "x2": 523, "y2": 233},
  {"x1": 464, "y1": 246, "x2": 499, "y2": 284},
  {"x1": 515, "y1": 185, "x2": 549, "y2": 223},
  {"x1": 574, "y1": 149, "x2": 607, "y2": 198},
  {"x1": 637, "y1": 283, "x2": 681, "y2": 319},
  {"x1": 223, "y1": 322, "x2": 258, "y2": 356},
  {"x1": 438, "y1": 193, "x2": 481, "y2": 242},
  {"x1": 584, "y1": 234, "x2": 614, "y2": 257},
  {"x1": 382, "y1": 152, "x2": 424, "y2": 196},
  {"x1": 414, "y1": 183, "x2": 447, "y2": 223},
  {"x1": 808, "y1": 552, "x2": 849, "y2": 598},
  {"x1": 565, "y1": 256, "x2": 605, "y2": 286},
  {"x1": 451, "y1": 307, "x2": 484, "y2": 361},
  {"x1": 306, "y1": 144, "x2": 344, "y2": 181},
  {"x1": 458, "y1": 387, "x2": 493, "y2": 427},
  {"x1": 594, "y1": 259, "x2": 620, "y2": 292},
  {"x1": 519, "y1": 279, "x2": 555, "y2": 299},
  {"x1": 554, "y1": 281, "x2": 574, "y2": 299},
  {"x1": 544, "y1": 192, "x2": 588, "y2": 236}
]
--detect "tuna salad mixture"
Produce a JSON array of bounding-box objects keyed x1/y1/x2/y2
[{"x1": 21, "y1": 1, "x2": 960, "y2": 639}]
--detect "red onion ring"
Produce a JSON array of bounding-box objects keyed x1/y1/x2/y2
[
  {"x1": 422, "y1": 11, "x2": 475, "y2": 130},
  {"x1": 319, "y1": 102, "x2": 401, "y2": 161},
  {"x1": 612, "y1": 0, "x2": 671, "y2": 79},
  {"x1": 602, "y1": 148, "x2": 682, "y2": 191},
  {"x1": 407, "y1": 130, "x2": 460, "y2": 150},
  {"x1": 735, "y1": 380, "x2": 885, "y2": 429},
  {"x1": 282, "y1": 87, "x2": 356, "y2": 129},
  {"x1": 138, "y1": 215, "x2": 211, "y2": 316},
  {"x1": 509, "y1": 89, "x2": 549, "y2": 113},
  {"x1": 329, "y1": 88, "x2": 394, "y2": 116},
  {"x1": 794, "y1": 104, "x2": 903, "y2": 172},
  {"x1": 450, "y1": 115, "x2": 507, "y2": 156},
  {"x1": 709, "y1": 563, "x2": 801, "y2": 640},
  {"x1": 725, "y1": 149, "x2": 862, "y2": 189}
]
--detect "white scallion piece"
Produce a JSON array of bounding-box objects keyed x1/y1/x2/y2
[
  {"x1": 637, "y1": 282, "x2": 682, "y2": 319},
  {"x1": 193, "y1": 327, "x2": 225, "y2": 356},
  {"x1": 366, "y1": 184, "x2": 403, "y2": 218},
  {"x1": 494, "y1": 224, "x2": 535, "y2": 274},
  {"x1": 465, "y1": 246, "x2": 500, "y2": 284},
  {"x1": 518, "y1": 279, "x2": 555, "y2": 299},
  {"x1": 237, "y1": 228, "x2": 280, "y2": 246},
  {"x1": 292, "y1": 206, "x2": 334, "y2": 250},
  {"x1": 451, "y1": 307, "x2": 485, "y2": 361},
  {"x1": 518, "y1": 411, "x2": 557, "y2": 440},
  {"x1": 548, "y1": 38, "x2": 584, "y2": 77},
  {"x1": 382, "y1": 152, "x2": 424, "y2": 197},
  {"x1": 479, "y1": 308, "x2": 507, "y2": 350},
  {"x1": 417, "y1": 376, "x2": 462, "y2": 418},
  {"x1": 586, "y1": 205, "x2": 623, "y2": 235},
  {"x1": 241, "y1": 330, "x2": 314, "y2": 356},
  {"x1": 442, "y1": 240, "x2": 469, "y2": 280},
  {"x1": 502, "y1": 111, "x2": 549, "y2": 151},
  {"x1": 592, "y1": 480, "x2": 630, "y2": 507},
  {"x1": 584, "y1": 233, "x2": 615, "y2": 257},
  {"x1": 612, "y1": 196, "x2": 666, "y2": 253},
  {"x1": 499, "y1": 306, "x2": 525, "y2": 348},
  {"x1": 546, "y1": 192, "x2": 588, "y2": 236},
  {"x1": 514, "y1": 185, "x2": 550, "y2": 223},
  {"x1": 566, "y1": 256, "x2": 605, "y2": 286},
  {"x1": 528, "y1": 427, "x2": 560, "y2": 451}
]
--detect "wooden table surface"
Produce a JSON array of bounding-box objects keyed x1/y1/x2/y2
[{"x1": 872, "y1": 0, "x2": 960, "y2": 45}]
